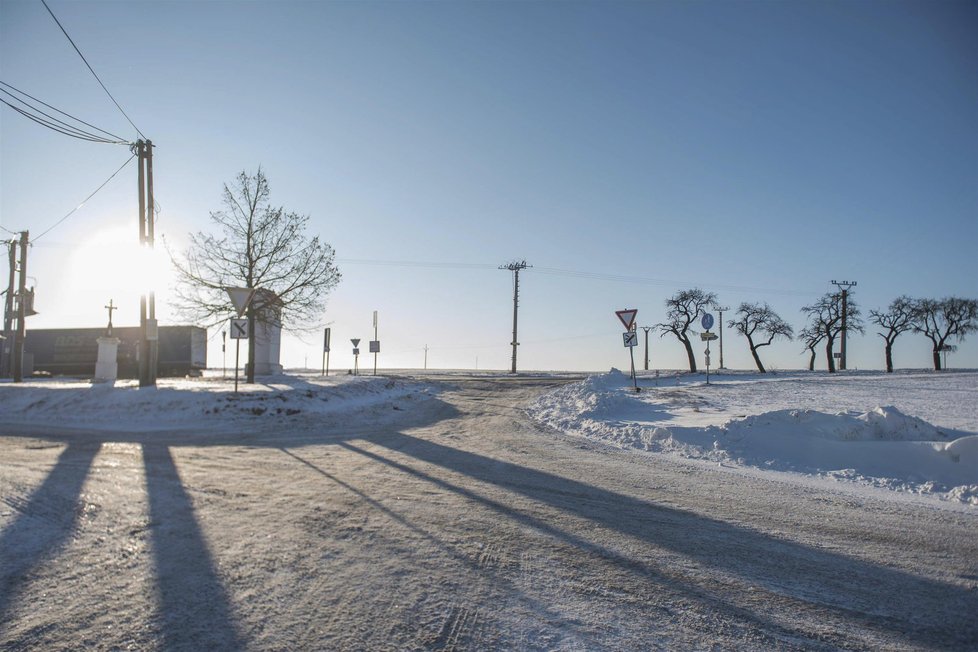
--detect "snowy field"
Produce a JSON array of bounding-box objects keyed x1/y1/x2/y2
[
  {"x1": 2, "y1": 370, "x2": 978, "y2": 650},
  {"x1": 528, "y1": 369, "x2": 978, "y2": 506}
]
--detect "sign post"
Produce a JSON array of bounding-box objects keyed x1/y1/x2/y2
[
  {"x1": 323, "y1": 327, "x2": 331, "y2": 376},
  {"x1": 701, "y1": 313, "x2": 716, "y2": 385},
  {"x1": 351, "y1": 338, "x2": 361, "y2": 376},
  {"x1": 616, "y1": 309, "x2": 640, "y2": 391},
  {"x1": 229, "y1": 318, "x2": 249, "y2": 392},
  {"x1": 372, "y1": 310, "x2": 379, "y2": 376}
]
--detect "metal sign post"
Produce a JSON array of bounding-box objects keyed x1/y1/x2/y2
[
  {"x1": 230, "y1": 318, "x2": 249, "y2": 392},
  {"x1": 323, "y1": 327, "x2": 331, "y2": 376},
  {"x1": 617, "y1": 309, "x2": 640, "y2": 392},
  {"x1": 351, "y1": 338, "x2": 361, "y2": 376},
  {"x1": 372, "y1": 311, "x2": 379, "y2": 376}
]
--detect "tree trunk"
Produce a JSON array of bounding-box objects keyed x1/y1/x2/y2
[
  {"x1": 825, "y1": 338, "x2": 836, "y2": 373},
  {"x1": 682, "y1": 336, "x2": 697, "y2": 372},
  {"x1": 932, "y1": 347, "x2": 942, "y2": 371},
  {"x1": 746, "y1": 335, "x2": 765, "y2": 373},
  {"x1": 807, "y1": 349, "x2": 816, "y2": 371},
  {"x1": 884, "y1": 343, "x2": 893, "y2": 373},
  {"x1": 749, "y1": 346, "x2": 766, "y2": 373}
]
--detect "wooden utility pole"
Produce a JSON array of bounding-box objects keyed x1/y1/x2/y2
[
  {"x1": 136, "y1": 139, "x2": 157, "y2": 386},
  {"x1": 12, "y1": 230, "x2": 28, "y2": 382}
]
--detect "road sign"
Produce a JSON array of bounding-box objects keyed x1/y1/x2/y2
[
  {"x1": 369, "y1": 340, "x2": 380, "y2": 353},
  {"x1": 373, "y1": 311, "x2": 378, "y2": 328},
  {"x1": 351, "y1": 338, "x2": 361, "y2": 347},
  {"x1": 225, "y1": 287, "x2": 255, "y2": 318},
  {"x1": 701, "y1": 313, "x2": 715, "y2": 330},
  {"x1": 230, "y1": 318, "x2": 248, "y2": 339},
  {"x1": 623, "y1": 331, "x2": 638, "y2": 348},
  {"x1": 324, "y1": 327, "x2": 331, "y2": 352},
  {"x1": 700, "y1": 332, "x2": 718, "y2": 341},
  {"x1": 616, "y1": 309, "x2": 638, "y2": 331},
  {"x1": 353, "y1": 348, "x2": 360, "y2": 355}
]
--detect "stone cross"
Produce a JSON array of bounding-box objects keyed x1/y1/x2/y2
[{"x1": 104, "y1": 299, "x2": 117, "y2": 335}]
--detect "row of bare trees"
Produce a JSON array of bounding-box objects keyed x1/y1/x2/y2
[{"x1": 657, "y1": 289, "x2": 977, "y2": 373}]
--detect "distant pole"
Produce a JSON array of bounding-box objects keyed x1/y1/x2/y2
[
  {"x1": 714, "y1": 305, "x2": 730, "y2": 370},
  {"x1": 500, "y1": 260, "x2": 530, "y2": 374},
  {"x1": 2, "y1": 239, "x2": 15, "y2": 377},
  {"x1": 222, "y1": 330, "x2": 227, "y2": 378},
  {"x1": 424, "y1": 344, "x2": 428, "y2": 370},
  {"x1": 136, "y1": 139, "x2": 157, "y2": 387},
  {"x1": 373, "y1": 310, "x2": 378, "y2": 376},
  {"x1": 12, "y1": 231, "x2": 28, "y2": 382},
  {"x1": 641, "y1": 326, "x2": 652, "y2": 370},
  {"x1": 323, "y1": 327, "x2": 331, "y2": 377},
  {"x1": 831, "y1": 280, "x2": 857, "y2": 370}
]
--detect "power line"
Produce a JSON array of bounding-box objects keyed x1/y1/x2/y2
[
  {"x1": 0, "y1": 81, "x2": 128, "y2": 143},
  {"x1": 41, "y1": 0, "x2": 145, "y2": 140},
  {"x1": 0, "y1": 96, "x2": 121, "y2": 144},
  {"x1": 32, "y1": 153, "x2": 136, "y2": 242}
]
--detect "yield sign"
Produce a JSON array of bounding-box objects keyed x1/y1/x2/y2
[
  {"x1": 225, "y1": 287, "x2": 255, "y2": 318},
  {"x1": 351, "y1": 338, "x2": 361, "y2": 347},
  {"x1": 615, "y1": 308, "x2": 638, "y2": 331}
]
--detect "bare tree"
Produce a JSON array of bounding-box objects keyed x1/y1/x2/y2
[
  {"x1": 799, "y1": 324, "x2": 824, "y2": 371},
  {"x1": 869, "y1": 296, "x2": 916, "y2": 373},
  {"x1": 801, "y1": 291, "x2": 863, "y2": 372},
  {"x1": 912, "y1": 297, "x2": 978, "y2": 370},
  {"x1": 171, "y1": 169, "x2": 341, "y2": 382},
  {"x1": 729, "y1": 302, "x2": 793, "y2": 373},
  {"x1": 657, "y1": 288, "x2": 717, "y2": 372}
]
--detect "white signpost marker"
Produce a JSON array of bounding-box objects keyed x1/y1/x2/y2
[
  {"x1": 615, "y1": 309, "x2": 640, "y2": 391},
  {"x1": 701, "y1": 313, "x2": 715, "y2": 385},
  {"x1": 351, "y1": 338, "x2": 361, "y2": 376}
]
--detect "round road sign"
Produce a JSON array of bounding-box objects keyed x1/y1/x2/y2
[{"x1": 701, "y1": 313, "x2": 715, "y2": 330}]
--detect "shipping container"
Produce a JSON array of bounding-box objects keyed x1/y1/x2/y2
[{"x1": 24, "y1": 326, "x2": 207, "y2": 378}]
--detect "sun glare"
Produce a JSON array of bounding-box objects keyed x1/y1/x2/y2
[{"x1": 62, "y1": 225, "x2": 176, "y2": 327}]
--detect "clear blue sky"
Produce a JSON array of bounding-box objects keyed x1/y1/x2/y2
[{"x1": 2, "y1": 0, "x2": 976, "y2": 372}]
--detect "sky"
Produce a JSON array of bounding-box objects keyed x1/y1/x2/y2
[{"x1": 1, "y1": 0, "x2": 976, "y2": 373}]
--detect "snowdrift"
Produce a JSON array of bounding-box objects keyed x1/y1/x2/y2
[{"x1": 529, "y1": 369, "x2": 978, "y2": 505}]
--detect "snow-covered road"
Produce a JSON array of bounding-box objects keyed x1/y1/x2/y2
[{"x1": 1, "y1": 375, "x2": 976, "y2": 650}]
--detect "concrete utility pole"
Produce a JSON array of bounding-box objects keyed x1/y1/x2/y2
[
  {"x1": 831, "y1": 280, "x2": 857, "y2": 370},
  {"x1": 713, "y1": 305, "x2": 730, "y2": 370},
  {"x1": 13, "y1": 231, "x2": 28, "y2": 382},
  {"x1": 500, "y1": 260, "x2": 530, "y2": 374},
  {"x1": 135, "y1": 139, "x2": 157, "y2": 387},
  {"x1": 2, "y1": 239, "x2": 15, "y2": 377},
  {"x1": 641, "y1": 326, "x2": 652, "y2": 370}
]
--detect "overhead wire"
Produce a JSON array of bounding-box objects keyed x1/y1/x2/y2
[
  {"x1": 40, "y1": 0, "x2": 145, "y2": 140},
  {"x1": 0, "y1": 80, "x2": 128, "y2": 143},
  {"x1": 31, "y1": 153, "x2": 137, "y2": 242},
  {"x1": 0, "y1": 94, "x2": 125, "y2": 144}
]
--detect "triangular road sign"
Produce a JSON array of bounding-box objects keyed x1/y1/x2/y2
[
  {"x1": 351, "y1": 338, "x2": 361, "y2": 347},
  {"x1": 615, "y1": 308, "x2": 638, "y2": 331},
  {"x1": 225, "y1": 287, "x2": 255, "y2": 318}
]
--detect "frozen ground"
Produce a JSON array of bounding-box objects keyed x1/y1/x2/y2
[
  {"x1": 1, "y1": 371, "x2": 977, "y2": 650},
  {"x1": 529, "y1": 369, "x2": 978, "y2": 505}
]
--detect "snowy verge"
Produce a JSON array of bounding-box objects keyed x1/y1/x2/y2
[
  {"x1": 528, "y1": 369, "x2": 978, "y2": 505},
  {"x1": 0, "y1": 373, "x2": 435, "y2": 433}
]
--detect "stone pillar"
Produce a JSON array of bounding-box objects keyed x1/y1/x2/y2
[{"x1": 95, "y1": 336, "x2": 120, "y2": 382}]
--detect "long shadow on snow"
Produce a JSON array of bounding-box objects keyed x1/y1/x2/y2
[
  {"x1": 351, "y1": 429, "x2": 978, "y2": 650},
  {"x1": 0, "y1": 441, "x2": 101, "y2": 630}
]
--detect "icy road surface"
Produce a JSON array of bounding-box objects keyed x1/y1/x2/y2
[{"x1": 1, "y1": 375, "x2": 977, "y2": 650}]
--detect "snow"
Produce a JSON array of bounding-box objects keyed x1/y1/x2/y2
[
  {"x1": 0, "y1": 372, "x2": 433, "y2": 433},
  {"x1": 528, "y1": 369, "x2": 978, "y2": 505}
]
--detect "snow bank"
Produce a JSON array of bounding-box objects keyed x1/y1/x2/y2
[
  {"x1": 0, "y1": 373, "x2": 433, "y2": 432},
  {"x1": 529, "y1": 370, "x2": 978, "y2": 505}
]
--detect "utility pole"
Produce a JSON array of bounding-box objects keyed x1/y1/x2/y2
[
  {"x1": 424, "y1": 344, "x2": 428, "y2": 370},
  {"x1": 641, "y1": 326, "x2": 652, "y2": 370},
  {"x1": 500, "y1": 260, "x2": 530, "y2": 374},
  {"x1": 135, "y1": 139, "x2": 157, "y2": 387},
  {"x1": 12, "y1": 230, "x2": 28, "y2": 382},
  {"x1": 713, "y1": 305, "x2": 730, "y2": 370},
  {"x1": 831, "y1": 280, "x2": 857, "y2": 371},
  {"x1": 2, "y1": 238, "x2": 15, "y2": 377}
]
